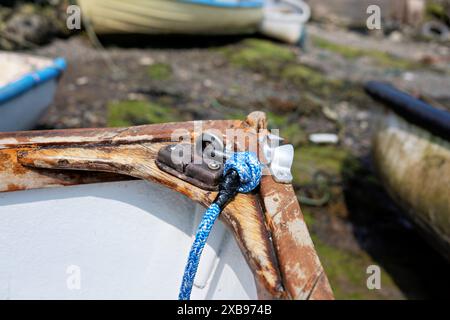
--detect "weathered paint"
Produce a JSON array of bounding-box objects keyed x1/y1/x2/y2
[{"x1": 260, "y1": 173, "x2": 334, "y2": 300}]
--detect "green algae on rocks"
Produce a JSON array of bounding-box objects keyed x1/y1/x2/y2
[
  {"x1": 223, "y1": 38, "x2": 296, "y2": 75},
  {"x1": 147, "y1": 63, "x2": 172, "y2": 80},
  {"x1": 312, "y1": 36, "x2": 421, "y2": 70},
  {"x1": 107, "y1": 100, "x2": 180, "y2": 127}
]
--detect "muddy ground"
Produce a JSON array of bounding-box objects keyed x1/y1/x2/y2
[{"x1": 26, "y1": 22, "x2": 450, "y2": 299}]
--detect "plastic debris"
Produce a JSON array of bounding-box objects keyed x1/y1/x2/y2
[{"x1": 309, "y1": 133, "x2": 339, "y2": 144}]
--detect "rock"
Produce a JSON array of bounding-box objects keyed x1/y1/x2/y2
[
  {"x1": 203, "y1": 79, "x2": 213, "y2": 88},
  {"x1": 356, "y1": 111, "x2": 369, "y2": 121},
  {"x1": 127, "y1": 92, "x2": 147, "y2": 101},
  {"x1": 83, "y1": 111, "x2": 100, "y2": 125},
  {"x1": 8, "y1": 13, "x2": 51, "y2": 43},
  {"x1": 322, "y1": 105, "x2": 339, "y2": 121},
  {"x1": 0, "y1": 37, "x2": 14, "y2": 51},
  {"x1": 336, "y1": 101, "x2": 351, "y2": 119},
  {"x1": 402, "y1": 72, "x2": 415, "y2": 81},
  {"x1": 0, "y1": 6, "x2": 12, "y2": 22},
  {"x1": 389, "y1": 31, "x2": 404, "y2": 42},
  {"x1": 0, "y1": 2, "x2": 71, "y2": 50},
  {"x1": 139, "y1": 56, "x2": 154, "y2": 66},
  {"x1": 75, "y1": 76, "x2": 89, "y2": 86}
]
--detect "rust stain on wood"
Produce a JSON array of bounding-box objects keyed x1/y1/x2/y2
[{"x1": 260, "y1": 173, "x2": 334, "y2": 300}]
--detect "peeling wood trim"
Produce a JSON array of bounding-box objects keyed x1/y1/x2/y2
[
  {"x1": 0, "y1": 112, "x2": 333, "y2": 299},
  {"x1": 259, "y1": 174, "x2": 334, "y2": 300}
]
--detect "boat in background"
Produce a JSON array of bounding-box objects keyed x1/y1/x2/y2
[
  {"x1": 77, "y1": 0, "x2": 310, "y2": 44},
  {"x1": 365, "y1": 81, "x2": 450, "y2": 261},
  {"x1": 261, "y1": 0, "x2": 310, "y2": 44},
  {"x1": 0, "y1": 52, "x2": 66, "y2": 132},
  {"x1": 78, "y1": 0, "x2": 264, "y2": 36}
]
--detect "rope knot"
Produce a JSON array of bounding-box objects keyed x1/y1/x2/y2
[{"x1": 223, "y1": 152, "x2": 261, "y2": 193}]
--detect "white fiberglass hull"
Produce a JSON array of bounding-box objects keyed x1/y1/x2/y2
[{"x1": 0, "y1": 180, "x2": 256, "y2": 299}]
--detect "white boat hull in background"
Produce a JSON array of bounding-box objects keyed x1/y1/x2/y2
[
  {"x1": 0, "y1": 52, "x2": 65, "y2": 132},
  {"x1": 0, "y1": 81, "x2": 58, "y2": 132},
  {"x1": 260, "y1": 0, "x2": 310, "y2": 44},
  {"x1": 78, "y1": 0, "x2": 310, "y2": 44},
  {"x1": 0, "y1": 180, "x2": 257, "y2": 299},
  {"x1": 78, "y1": 0, "x2": 263, "y2": 35}
]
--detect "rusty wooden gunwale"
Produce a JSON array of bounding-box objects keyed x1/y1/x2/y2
[{"x1": 0, "y1": 112, "x2": 333, "y2": 300}]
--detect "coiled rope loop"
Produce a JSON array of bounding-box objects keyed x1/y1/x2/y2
[
  {"x1": 178, "y1": 152, "x2": 261, "y2": 300},
  {"x1": 223, "y1": 152, "x2": 262, "y2": 193}
]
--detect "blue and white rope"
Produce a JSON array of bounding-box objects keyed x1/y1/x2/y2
[
  {"x1": 178, "y1": 203, "x2": 221, "y2": 300},
  {"x1": 223, "y1": 152, "x2": 262, "y2": 193},
  {"x1": 178, "y1": 152, "x2": 261, "y2": 300}
]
